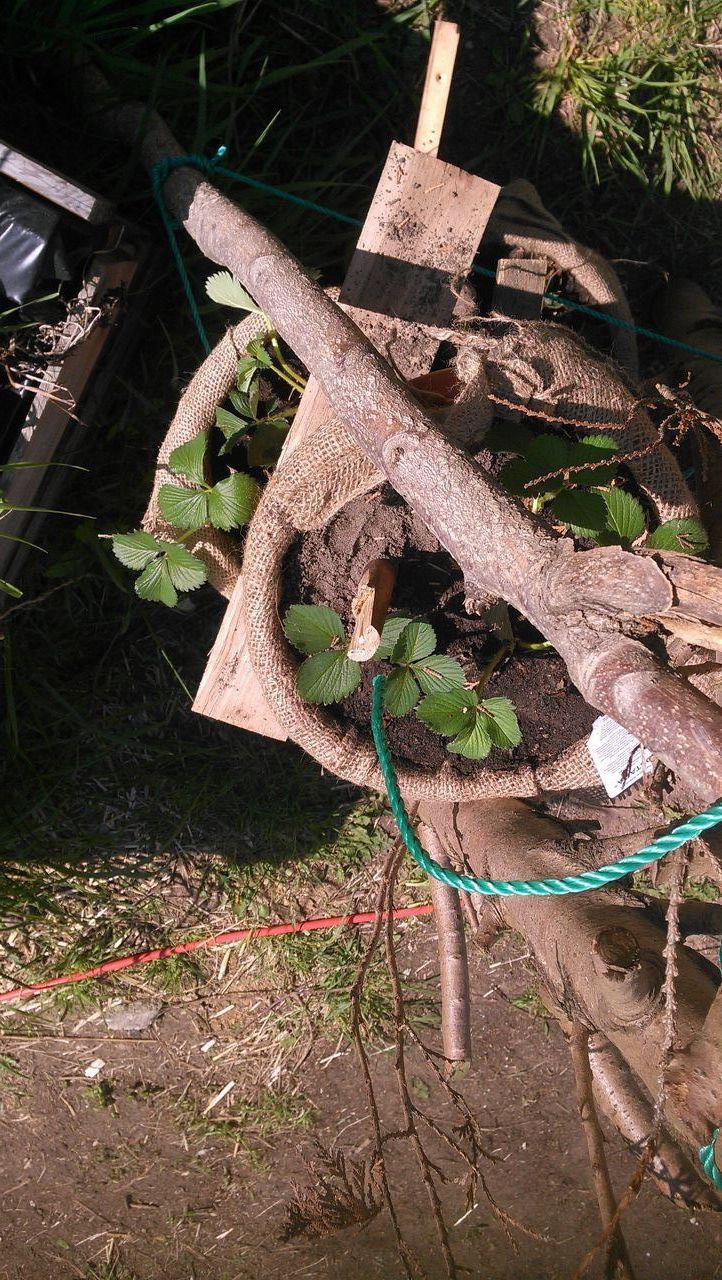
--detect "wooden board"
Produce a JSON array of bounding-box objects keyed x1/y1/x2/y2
[
  {"x1": 339, "y1": 142, "x2": 500, "y2": 380},
  {"x1": 492, "y1": 256, "x2": 546, "y2": 422},
  {"x1": 0, "y1": 240, "x2": 142, "y2": 583},
  {"x1": 414, "y1": 21, "x2": 460, "y2": 157},
  {"x1": 192, "y1": 148, "x2": 501, "y2": 737},
  {"x1": 0, "y1": 140, "x2": 114, "y2": 224}
]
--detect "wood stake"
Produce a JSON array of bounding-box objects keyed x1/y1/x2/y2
[
  {"x1": 347, "y1": 559, "x2": 397, "y2": 661},
  {"x1": 414, "y1": 21, "x2": 460, "y2": 157}
]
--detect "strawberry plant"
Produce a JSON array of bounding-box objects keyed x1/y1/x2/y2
[
  {"x1": 485, "y1": 422, "x2": 708, "y2": 554},
  {"x1": 284, "y1": 606, "x2": 521, "y2": 762}
]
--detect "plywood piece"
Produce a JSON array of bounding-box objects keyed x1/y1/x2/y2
[
  {"x1": 414, "y1": 21, "x2": 460, "y2": 157},
  {"x1": 194, "y1": 146, "x2": 501, "y2": 737},
  {"x1": 0, "y1": 140, "x2": 114, "y2": 224},
  {"x1": 339, "y1": 142, "x2": 500, "y2": 379}
]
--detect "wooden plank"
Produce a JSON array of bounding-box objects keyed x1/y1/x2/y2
[
  {"x1": 339, "y1": 143, "x2": 500, "y2": 379},
  {"x1": 0, "y1": 140, "x2": 114, "y2": 224},
  {"x1": 193, "y1": 149, "x2": 501, "y2": 737},
  {"x1": 0, "y1": 243, "x2": 141, "y2": 583},
  {"x1": 492, "y1": 257, "x2": 546, "y2": 422},
  {"x1": 414, "y1": 21, "x2": 460, "y2": 157}
]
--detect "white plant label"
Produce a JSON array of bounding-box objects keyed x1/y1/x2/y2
[{"x1": 587, "y1": 715, "x2": 653, "y2": 799}]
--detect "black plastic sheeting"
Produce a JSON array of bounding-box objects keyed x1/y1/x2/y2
[{"x1": 0, "y1": 176, "x2": 71, "y2": 304}]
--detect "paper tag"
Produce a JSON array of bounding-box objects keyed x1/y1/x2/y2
[{"x1": 587, "y1": 715, "x2": 653, "y2": 798}]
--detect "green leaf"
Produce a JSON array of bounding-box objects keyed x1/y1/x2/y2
[
  {"x1": 207, "y1": 474, "x2": 260, "y2": 530},
  {"x1": 392, "y1": 620, "x2": 436, "y2": 665},
  {"x1": 246, "y1": 337, "x2": 273, "y2": 368},
  {"x1": 296, "y1": 650, "x2": 361, "y2": 704},
  {"x1": 417, "y1": 687, "x2": 477, "y2": 737},
  {"x1": 500, "y1": 456, "x2": 562, "y2": 501},
  {"x1": 412, "y1": 654, "x2": 466, "y2": 694},
  {"x1": 601, "y1": 488, "x2": 646, "y2": 544},
  {"x1": 283, "y1": 604, "x2": 346, "y2": 654},
  {"x1": 481, "y1": 697, "x2": 522, "y2": 749},
  {"x1": 525, "y1": 433, "x2": 569, "y2": 476},
  {"x1": 112, "y1": 530, "x2": 161, "y2": 571},
  {"x1": 163, "y1": 543, "x2": 207, "y2": 593},
  {"x1": 168, "y1": 431, "x2": 207, "y2": 486},
  {"x1": 247, "y1": 420, "x2": 289, "y2": 468},
  {"x1": 158, "y1": 484, "x2": 209, "y2": 530},
  {"x1": 482, "y1": 422, "x2": 535, "y2": 455},
  {"x1": 551, "y1": 488, "x2": 609, "y2": 537},
  {"x1": 646, "y1": 518, "x2": 709, "y2": 556},
  {"x1": 135, "y1": 557, "x2": 178, "y2": 608},
  {"x1": 448, "y1": 713, "x2": 494, "y2": 760},
  {"x1": 376, "y1": 616, "x2": 415, "y2": 660},
  {"x1": 567, "y1": 433, "x2": 619, "y2": 486},
  {"x1": 206, "y1": 270, "x2": 263, "y2": 313},
  {"x1": 216, "y1": 407, "x2": 250, "y2": 440},
  {"x1": 228, "y1": 389, "x2": 253, "y2": 418},
  {"x1": 237, "y1": 356, "x2": 262, "y2": 393},
  {"x1": 0, "y1": 578, "x2": 22, "y2": 598},
  {"x1": 383, "y1": 668, "x2": 420, "y2": 717}
]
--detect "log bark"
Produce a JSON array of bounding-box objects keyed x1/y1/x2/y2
[
  {"x1": 84, "y1": 68, "x2": 722, "y2": 803},
  {"x1": 418, "y1": 799, "x2": 722, "y2": 1157},
  {"x1": 419, "y1": 824, "x2": 472, "y2": 1069}
]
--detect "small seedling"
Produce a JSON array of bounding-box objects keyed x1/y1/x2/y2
[
  {"x1": 487, "y1": 423, "x2": 708, "y2": 553},
  {"x1": 207, "y1": 271, "x2": 306, "y2": 465},
  {"x1": 375, "y1": 616, "x2": 466, "y2": 716},
  {"x1": 285, "y1": 606, "x2": 521, "y2": 762},
  {"x1": 283, "y1": 603, "x2": 361, "y2": 703},
  {"x1": 112, "y1": 429, "x2": 260, "y2": 606},
  {"x1": 417, "y1": 687, "x2": 521, "y2": 761}
]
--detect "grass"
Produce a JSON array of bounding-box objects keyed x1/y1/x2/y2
[{"x1": 534, "y1": 0, "x2": 722, "y2": 197}]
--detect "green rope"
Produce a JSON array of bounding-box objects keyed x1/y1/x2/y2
[
  {"x1": 700, "y1": 1130, "x2": 722, "y2": 1190},
  {"x1": 151, "y1": 150, "x2": 722, "y2": 368},
  {"x1": 370, "y1": 675, "x2": 722, "y2": 897}
]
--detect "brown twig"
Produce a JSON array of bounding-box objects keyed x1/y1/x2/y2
[
  {"x1": 569, "y1": 1023, "x2": 637, "y2": 1280},
  {"x1": 384, "y1": 858, "x2": 459, "y2": 1279}
]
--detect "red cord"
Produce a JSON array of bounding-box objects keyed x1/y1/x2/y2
[{"x1": 0, "y1": 904, "x2": 434, "y2": 1006}]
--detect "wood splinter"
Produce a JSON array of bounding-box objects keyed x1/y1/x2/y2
[{"x1": 347, "y1": 558, "x2": 397, "y2": 662}]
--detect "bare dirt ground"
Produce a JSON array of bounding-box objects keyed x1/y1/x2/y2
[{"x1": 2, "y1": 928, "x2": 721, "y2": 1280}]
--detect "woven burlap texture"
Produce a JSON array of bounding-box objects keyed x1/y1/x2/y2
[{"x1": 142, "y1": 312, "x2": 267, "y2": 597}]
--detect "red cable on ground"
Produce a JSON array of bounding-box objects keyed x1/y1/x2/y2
[{"x1": 0, "y1": 904, "x2": 434, "y2": 1006}]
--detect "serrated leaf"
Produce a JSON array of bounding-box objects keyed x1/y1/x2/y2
[
  {"x1": 163, "y1": 543, "x2": 207, "y2": 593},
  {"x1": 601, "y1": 487, "x2": 646, "y2": 543},
  {"x1": 237, "y1": 356, "x2": 261, "y2": 393},
  {"x1": 283, "y1": 604, "x2": 346, "y2": 654},
  {"x1": 551, "y1": 488, "x2": 608, "y2": 537},
  {"x1": 376, "y1": 616, "x2": 415, "y2": 660},
  {"x1": 482, "y1": 422, "x2": 535, "y2": 455},
  {"x1": 383, "y1": 668, "x2": 421, "y2": 717},
  {"x1": 417, "y1": 687, "x2": 477, "y2": 737},
  {"x1": 525, "y1": 433, "x2": 569, "y2": 475},
  {"x1": 135, "y1": 557, "x2": 177, "y2": 607},
  {"x1": 296, "y1": 650, "x2": 361, "y2": 704},
  {"x1": 207, "y1": 474, "x2": 260, "y2": 530},
  {"x1": 158, "y1": 484, "x2": 209, "y2": 530},
  {"x1": 228, "y1": 389, "x2": 253, "y2": 417},
  {"x1": 567, "y1": 433, "x2": 619, "y2": 486},
  {"x1": 168, "y1": 432, "x2": 207, "y2": 485},
  {"x1": 481, "y1": 697, "x2": 522, "y2": 749},
  {"x1": 646, "y1": 518, "x2": 709, "y2": 556},
  {"x1": 447, "y1": 713, "x2": 494, "y2": 760},
  {"x1": 412, "y1": 654, "x2": 466, "y2": 694},
  {"x1": 112, "y1": 530, "x2": 161, "y2": 570},
  {"x1": 246, "y1": 337, "x2": 273, "y2": 368},
  {"x1": 500, "y1": 457, "x2": 562, "y2": 501},
  {"x1": 216, "y1": 407, "x2": 250, "y2": 440},
  {"x1": 392, "y1": 620, "x2": 436, "y2": 665},
  {"x1": 206, "y1": 270, "x2": 263, "y2": 313},
  {"x1": 247, "y1": 420, "x2": 289, "y2": 468}
]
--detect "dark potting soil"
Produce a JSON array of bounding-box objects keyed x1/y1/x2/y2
[{"x1": 282, "y1": 485, "x2": 597, "y2": 775}]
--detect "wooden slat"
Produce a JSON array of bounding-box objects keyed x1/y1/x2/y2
[
  {"x1": 0, "y1": 140, "x2": 114, "y2": 224},
  {"x1": 0, "y1": 246, "x2": 141, "y2": 583},
  {"x1": 193, "y1": 149, "x2": 501, "y2": 737},
  {"x1": 339, "y1": 142, "x2": 500, "y2": 380},
  {"x1": 492, "y1": 256, "x2": 546, "y2": 422},
  {"x1": 414, "y1": 21, "x2": 460, "y2": 157}
]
